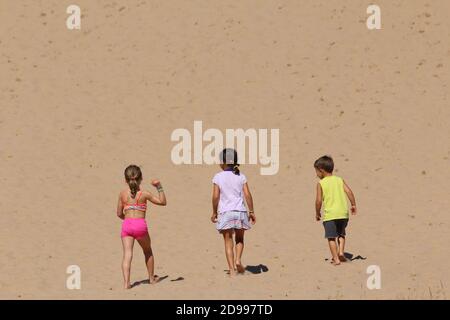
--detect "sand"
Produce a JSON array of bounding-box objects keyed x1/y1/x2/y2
[{"x1": 0, "y1": 0, "x2": 449, "y2": 299}]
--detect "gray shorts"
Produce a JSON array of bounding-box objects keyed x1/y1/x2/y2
[{"x1": 323, "y1": 219, "x2": 348, "y2": 239}]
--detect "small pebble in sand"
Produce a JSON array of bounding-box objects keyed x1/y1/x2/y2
[{"x1": 421, "y1": 170, "x2": 426, "y2": 175}]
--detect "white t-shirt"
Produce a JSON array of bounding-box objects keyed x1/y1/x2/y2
[{"x1": 212, "y1": 171, "x2": 247, "y2": 213}]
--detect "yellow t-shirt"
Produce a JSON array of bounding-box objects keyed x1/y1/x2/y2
[{"x1": 319, "y1": 176, "x2": 349, "y2": 222}]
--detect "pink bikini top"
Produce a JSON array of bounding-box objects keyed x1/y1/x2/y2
[{"x1": 123, "y1": 191, "x2": 147, "y2": 212}]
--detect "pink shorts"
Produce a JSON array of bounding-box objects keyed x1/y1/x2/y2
[{"x1": 121, "y1": 218, "x2": 148, "y2": 239}]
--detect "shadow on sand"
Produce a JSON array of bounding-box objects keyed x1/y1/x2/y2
[
  {"x1": 344, "y1": 252, "x2": 367, "y2": 261},
  {"x1": 222, "y1": 264, "x2": 269, "y2": 275},
  {"x1": 245, "y1": 264, "x2": 269, "y2": 274},
  {"x1": 131, "y1": 275, "x2": 169, "y2": 288},
  {"x1": 324, "y1": 252, "x2": 367, "y2": 262}
]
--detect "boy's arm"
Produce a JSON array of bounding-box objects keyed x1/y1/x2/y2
[
  {"x1": 243, "y1": 183, "x2": 256, "y2": 224},
  {"x1": 117, "y1": 193, "x2": 125, "y2": 220},
  {"x1": 211, "y1": 184, "x2": 220, "y2": 222},
  {"x1": 343, "y1": 180, "x2": 357, "y2": 214},
  {"x1": 315, "y1": 183, "x2": 322, "y2": 221}
]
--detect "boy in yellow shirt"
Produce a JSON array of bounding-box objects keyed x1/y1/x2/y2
[{"x1": 314, "y1": 155, "x2": 357, "y2": 266}]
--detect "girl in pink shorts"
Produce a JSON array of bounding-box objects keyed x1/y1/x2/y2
[
  {"x1": 116, "y1": 165, "x2": 167, "y2": 289},
  {"x1": 211, "y1": 149, "x2": 257, "y2": 276}
]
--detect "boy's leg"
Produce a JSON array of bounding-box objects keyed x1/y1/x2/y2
[
  {"x1": 324, "y1": 220, "x2": 340, "y2": 265},
  {"x1": 327, "y1": 238, "x2": 340, "y2": 265},
  {"x1": 338, "y1": 237, "x2": 347, "y2": 261},
  {"x1": 121, "y1": 236, "x2": 135, "y2": 289},
  {"x1": 222, "y1": 230, "x2": 236, "y2": 275},
  {"x1": 337, "y1": 219, "x2": 348, "y2": 261},
  {"x1": 235, "y1": 229, "x2": 245, "y2": 273}
]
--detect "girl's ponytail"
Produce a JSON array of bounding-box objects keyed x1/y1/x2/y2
[
  {"x1": 233, "y1": 164, "x2": 240, "y2": 176},
  {"x1": 128, "y1": 178, "x2": 139, "y2": 198}
]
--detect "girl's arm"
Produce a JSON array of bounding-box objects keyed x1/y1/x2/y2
[
  {"x1": 315, "y1": 183, "x2": 322, "y2": 221},
  {"x1": 343, "y1": 180, "x2": 357, "y2": 214},
  {"x1": 117, "y1": 193, "x2": 125, "y2": 220},
  {"x1": 243, "y1": 183, "x2": 256, "y2": 224},
  {"x1": 146, "y1": 180, "x2": 167, "y2": 206},
  {"x1": 211, "y1": 184, "x2": 220, "y2": 222}
]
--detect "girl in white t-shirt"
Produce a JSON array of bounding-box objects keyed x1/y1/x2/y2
[{"x1": 211, "y1": 148, "x2": 256, "y2": 275}]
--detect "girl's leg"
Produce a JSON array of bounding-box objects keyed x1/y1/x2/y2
[
  {"x1": 137, "y1": 233, "x2": 159, "y2": 284},
  {"x1": 222, "y1": 230, "x2": 236, "y2": 275},
  {"x1": 121, "y1": 236, "x2": 135, "y2": 289},
  {"x1": 338, "y1": 236, "x2": 347, "y2": 261},
  {"x1": 327, "y1": 238, "x2": 340, "y2": 265},
  {"x1": 234, "y1": 229, "x2": 245, "y2": 273}
]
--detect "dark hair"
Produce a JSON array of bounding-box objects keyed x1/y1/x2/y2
[
  {"x1": 314, "y1": 155, "x2": 334, "y2": 173},
  {"x1": 220, "y1": 148, "x2": 240, "y2": 175},
  {"x1": 124, "y1": 165, "x2": 142, "y2": 198}
]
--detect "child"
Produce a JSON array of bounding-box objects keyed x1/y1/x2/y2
[
  {"x1": 211, "y1": 148, "x2": 256, "y2": 276},
  {"x1": 314, "y1": 155, "x2": 357, "y2": 266},
  {"x1": 116, "y1": 165, "x2": 167, "y2": 289}
]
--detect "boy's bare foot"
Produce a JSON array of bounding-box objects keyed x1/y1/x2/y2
[
  {"x1": 331, "y1": 258, "x2": 341, "y2": 266},
  {"x1": 338, "y1": 255, "x2": 347, "y2": 262},
  {"x1": 124, "y1": 283, "x2": 131, "y2": 289},
  {"x1": 236, "y1": 262, "x2": 245, "y2": 274},
  {"x1": 228, "y1": 269, "x2": 236, "y2": 277},
  {"x1": 149, "y1": 275, "x2": 161, "y2": 284}
]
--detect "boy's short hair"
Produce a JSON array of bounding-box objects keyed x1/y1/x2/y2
[{"x1": 314, "y1": 155, "x2": 334, "y2": 173}]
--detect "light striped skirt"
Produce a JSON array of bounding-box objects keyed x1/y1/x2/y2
[{"x1": 216, "y1": 210, "x2": 251, "y2": 231}]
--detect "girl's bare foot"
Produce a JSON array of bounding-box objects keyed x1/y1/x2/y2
[
  {"x1": 236, "y1": 262, "x2": 245, "y2": 274},
  {"x1": 228, "y1": 269, "x2": 236, "y2": 277},
  {"x1": 338, "y1": 255, "x2": 347, "y2": 262},
  {"x1": 124, "y1": 283, "x2": 131, "y2": 289}
]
